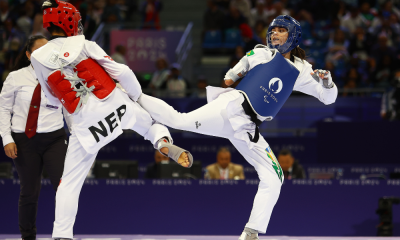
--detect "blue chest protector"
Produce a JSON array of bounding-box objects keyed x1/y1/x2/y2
[{"x1": 236, "y1": 53, "x2": 300, "y2": 119}]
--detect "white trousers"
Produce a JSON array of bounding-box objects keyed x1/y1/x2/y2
[
  {"x1": 52, "y1": 101, "x2": 171, "y2": 238},
  {"x1": 138, "y1": 91, "x2": 282, "y2": 233}
]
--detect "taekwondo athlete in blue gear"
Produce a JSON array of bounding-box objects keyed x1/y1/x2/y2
[{"x1": 137, "y1": 15, "x2": 338, "y2": 240}]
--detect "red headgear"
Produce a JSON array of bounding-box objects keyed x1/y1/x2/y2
[{"x1": 43, "y1": 0, "x2": 82, "y2": 36}]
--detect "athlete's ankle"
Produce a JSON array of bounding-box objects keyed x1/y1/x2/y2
[
  {"x1": 244, "y1": 227, "x2": 258, "y2": 235},
  {"x1": 156, "y1": 137, "x2": 170, "y2": 149}
]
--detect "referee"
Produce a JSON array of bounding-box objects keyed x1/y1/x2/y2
[{"x1": 0, "y1": 35, "x2": 68, "y2": 240}]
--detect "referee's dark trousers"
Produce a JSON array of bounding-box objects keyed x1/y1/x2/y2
[{"x1": 12, "y1": 128, "x2": 67, "y2": 240}]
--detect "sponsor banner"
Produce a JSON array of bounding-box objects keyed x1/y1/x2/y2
[
  {"x1": 1, "y1": 179, "x2": 400, "y2": 187},
  {"x1": 110, "y1": 30, "x2": 183, "y2": 72}
]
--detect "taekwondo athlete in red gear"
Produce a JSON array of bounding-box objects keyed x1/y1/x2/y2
[
  {"x1": 137, "y1": 15, "x2": 338, "y2": 240},
  {"x1": 30, "y1": 1, "x2": 193, "y2": 239}
]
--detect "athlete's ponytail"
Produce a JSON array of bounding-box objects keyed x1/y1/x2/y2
[
  {"x1": 290, "y1": 46, "x2": 306, "y2": 60},
  {"x1": 12, "y1": 35, "x2": 47, "y2": 72}
]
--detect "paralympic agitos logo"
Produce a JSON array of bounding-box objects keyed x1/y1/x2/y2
[{"x1": 268, "y1": 77, "x2": 283, "y2": 94}]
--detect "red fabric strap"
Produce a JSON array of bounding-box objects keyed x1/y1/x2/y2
[{"x1": 25, "y1": 84, "x2": 42, "y2": 138}]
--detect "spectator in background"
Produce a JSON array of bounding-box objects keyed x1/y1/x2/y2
[
  {"x1": 145, "y1": 150, "x2": 170, "y2": 179},
  {"x1": 232, "y1": 45, "x2": 245, "y2": 60},
  {"x1": 370, "y1": 34, "x2": 396, "y2": 72},
  {"x1": 381, "y1": 69, "x2": 400, "y2": 121},
  {"x1": 341, "y1": 6, "x2": 364, "y2": 35},
  {"x1": 264, "y1": 0, "x2": 274, "y2": 13},
  {"x1": 225, "y1": 7, "x2": 246, "y2": 29},
  {"x1": 102, "y1": 0, "x2": 123, "y2": 23},
  {"x1": 192, "y1": 75, "x2": 207, "y2": 98},
  {"x1": 79, "y1": 1, "x2": 98, "y2": 39},
  {"x1": 348, "y1": 56, "x2": 371, "y2": 87},
  {"x1": 205, "y1": 147, "x2": 245, "y2": 180},
  {"x1": 380, "y1": 0, "x2": 400, "y2": 22},
  {"x1": 0, "y1": 0, "x2": 11, "y2": 27},
  {"x1": 254, "y1": 19, "x2": 268, "y2": 44},
  {"x1": 204, "y1": 0, "x2": 226, "y2": 31},
  {"x1": 267, "y1": 1, "x2": 290, "y2": 19},
  {"x1": 325, "y1": 29, "x2": 349, "y2": 67},
  {"x1": 230, "y1": 0, "x2": 251, "y2": 21},
  {"x1": 389, "y1": 14, "x2": 400, "y2": 41},
  {"x1": 348, "y1": 27, "x2": 372, "y2": 61},
  {"x1": 1, "y1": 19, "x2": 26, "y2": 80},
  {"x1": 360, "y1": 2, "x2": 375, "y2": 29},
  {"x1": 328, "y1": 17, "x2": 347, "y2": 41},
  {"x1": 31, "y1": 12, "x2": 48, "y2": 37},
  {"x1": 149, "y1": 58, "x2": 169, "y2": 95},
  {"x1": 343, "y1": 68, "x2": 360, "y2": 97},
  {"x1": 277, "y1": 149, "x2": 305, "y2": 180},
  {"x1": 240, "y1": 23, "x2": 261, "y2": 52},
  {"x1": 91, "y1": 0, "x2": 106, "y2": 26},
  {"x1": 141, "y1": 0, "x2": 162, "y2": 30},
  {"x1": 249, "y1": 0, "x2": 268, "y2": 27},
  {"x1": 166, "y1": 63, "x2": 187, "y2": 98},
  {"x1": 370, "y1": 16, "x2": 400, "y2": 46},
  {"x1": 111, "y1": 45, "x2": 127, "y2": 64},
  {"x1": 373, "y1": 54, "x2": 395, "y2": 88},
  {"x1": 16, "y1": 8, "x2": 32, "y2": 38}
]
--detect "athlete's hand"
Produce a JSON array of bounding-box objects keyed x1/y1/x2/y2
[
  {"x1": 4, "y1": 142, "x2": 17, "y2": 159},
  {"x1": 311, "y1": 69, "x2": 334, "y2": 89},
  {"x1": 224, "y1": 73, "x2": 243, "y2": 87},
  {"x1": 224, "y1": 79, "x2": 234, "y2": 86}
]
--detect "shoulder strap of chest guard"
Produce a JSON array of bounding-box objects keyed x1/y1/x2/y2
[
  {"x1": 31, "y1": 35, "x2": 85, "y2": 70},
  {"x1": 31, "y1": 42, "x2": 61, "y2": 70},
  {"x1": 57, "y1": 35, "x2": 85, "y2": 66}
]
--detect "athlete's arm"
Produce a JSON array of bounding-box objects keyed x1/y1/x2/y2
[
  {"x1": 293, "y1": 63, "x2": 338, "y2": 105},
  {"x1": 30, "y1": 57, "x2": 61, "y2": 106},
  {"x1": 85, "y1": 41, "x2": 142, "y2": 101},
  {"x1": 224, "y1": 56, "x2": 250, "y2": 86},
  {"x1": 224, "y1": 47, "x2": 275, "y2": 86}
]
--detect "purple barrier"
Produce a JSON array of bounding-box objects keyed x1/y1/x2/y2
[
  {"x1": 110, "y1": 30, "x2": 183, "y2": 72},
  {"x1": 317, "y1": 122, "x2": 400, "y2": 164},
  {"x1": 0, "y1": 179, "x2": 399, "y2": 236}
]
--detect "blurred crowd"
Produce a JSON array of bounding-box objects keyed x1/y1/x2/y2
[
  {"x1": 0, "y1": 0, "x2": 161, "y2": 92},
  {"x1": 202, "y1": 0, "x2": 400, "y2": 93},
  {"x1": 2, "y1": 0, "x2": 400, "y2": 103}
]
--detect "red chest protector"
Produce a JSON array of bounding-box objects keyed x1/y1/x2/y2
[{"x1": 47, "y1": 58, "x2": 116, "y2": 114}]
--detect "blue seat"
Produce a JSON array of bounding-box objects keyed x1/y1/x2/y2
[
  {"x1": 202, "y1": 30, "x2": 222, "y2": 49},
  {"x1": 223, "y1": 28, "x2": 243, "y2": 49}
]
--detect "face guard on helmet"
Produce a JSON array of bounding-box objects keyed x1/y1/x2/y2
[
  {"x1": 267, "y1": 15, "x2": 302, "y2": 54},
  {"x1": 43, "y1": 0, "x2": 83, "y2": 36}
]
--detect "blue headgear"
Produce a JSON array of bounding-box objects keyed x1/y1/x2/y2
[{"x1": 267, "y1": 15, "x2": 302, "y2": 54}]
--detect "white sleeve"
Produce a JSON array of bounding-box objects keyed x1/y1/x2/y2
[
  {"x1": 31, "y1": 57, "x2": 61, "y2": 106},
  {"x1": 86, "y1": 41, "x2": 142, "y2": 101},
  {"x1": 0, "y1": 74, "x2": 16, "y2": 146},
  {"x1": 293, "y1": 62, "x2": 338, "y2": 105},
  {"x1": 224, "y1": 56, "x2": 250, "y2": 82}
]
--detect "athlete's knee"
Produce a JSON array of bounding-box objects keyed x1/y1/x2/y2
[
  {"x1": 259, "y1": 177, "x2": 281, "y2": 197},
  {"x1": 162, "y1": 108, "x2": 186, "y2": 127}
]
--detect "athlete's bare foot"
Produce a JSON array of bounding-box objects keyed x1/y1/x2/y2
[
  {"x1": 177, "y1": 152, "x2": 190, "y2": 167},
  {"x1": 160, "y1": 147, "x2": 190, "y2": 167}
]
